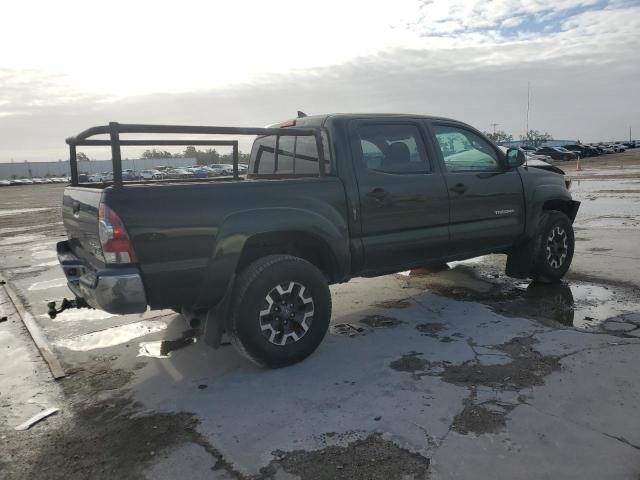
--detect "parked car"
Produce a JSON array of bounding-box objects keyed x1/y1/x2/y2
[
  {"x1": 536, "y1": 146, "x2": 579, "y2": 161},
  {"x1": 187, "y1": 167, "x2": 210, "y2": 178},
  {"x1": 165, "y1": 168, "x2": 194, "y2": 179},
  {"x1": 525, "y1": 151, "x2": 553, "y2": 163},
  {"x1": 140, "y1": 169, "x2": 164, "y2": 180},
  {"x1": 563, "y1": 144, "x2": 599, "y2": 157},
  {"x1": 592, "y1": 144, "x2": 613, "y2": 154},
  {"x1": 55, "y1": 115, "x2": 580, "y2": 368},
  {"x1": 210, "y1": 163, "x2": 234, "y2": 175},
  {"x1": 612, "y1": 144, "x2": 627, "y2": 152},
  {"x1": 120, "y1": 169, "x2": 142, "y2": 181},
  {"x1": 0, "y1": 180, "x2": 10, "y2": 186}
]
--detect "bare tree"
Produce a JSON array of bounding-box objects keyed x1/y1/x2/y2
[
  {"x1": 484, "y1": 130, "x2": 514, "y2": 144},
  {"x1": 520, "y1": 130, "x2": 553, "y2": 148}
]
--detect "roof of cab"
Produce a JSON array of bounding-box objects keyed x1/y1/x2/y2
[{"x1": 293, "y1": 113, "x2": 464, "y2": 127}]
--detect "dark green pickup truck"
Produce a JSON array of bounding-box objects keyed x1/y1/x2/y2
[{"x1": 56, "y1": 114, "x2": 579, "y2": 367}]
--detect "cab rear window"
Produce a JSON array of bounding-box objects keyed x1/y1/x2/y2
[{"x1": 249, "y1": 132, "x2": 331, "y2": 176}]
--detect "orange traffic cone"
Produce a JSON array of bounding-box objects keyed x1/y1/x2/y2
[{"x1": 576, "y1": 155, "x2": 582, "y2": 171}]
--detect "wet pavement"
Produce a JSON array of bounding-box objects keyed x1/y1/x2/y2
[{"x1": 1, "y1": 152, "x2": 640, "y2": 479}]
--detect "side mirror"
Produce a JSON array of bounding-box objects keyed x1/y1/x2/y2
[{"x1": 506, "y1": 148, "x2": 526, "y2": 168}]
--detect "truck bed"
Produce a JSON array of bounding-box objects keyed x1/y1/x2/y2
[{"x1": 62, "y1": 176, "x2": 349, "y2": 311}]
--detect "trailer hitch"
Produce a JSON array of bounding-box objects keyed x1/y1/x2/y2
[{"x1": 47, "y1": 297, "x2": 92, "y2": 319}]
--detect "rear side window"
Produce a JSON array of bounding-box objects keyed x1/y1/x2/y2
[
  {"x1": 355, "y1": 123, "x2": 430, "y2": 174},
  {"x1": 277, "y1": 136, "x2": 295, "y2": 173},
  {"x1": 251, "y1": 136, "x2": 276, "y2": 175},
  {"x1": 249, "y1": 132, "x2": 331, "y2": 176}
]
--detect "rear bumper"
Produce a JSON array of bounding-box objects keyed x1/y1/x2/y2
[{"x1": 57, "y1": 241, "x2": 147, "y2": 315}]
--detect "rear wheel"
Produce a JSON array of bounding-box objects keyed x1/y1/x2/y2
[
  {"x1": 228, "y1": 255, "x2": 331, "y2": 368},
  {"x1": 530, "y1": 211, "x2": 574, "y2": 283}
]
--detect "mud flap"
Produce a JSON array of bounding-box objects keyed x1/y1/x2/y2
[
  {"x1": 203, "y1": 277, "x2": 235, "y2": 349},
  {"x1": 204, "y1": 306, "x2": 224, "y2": 348}
]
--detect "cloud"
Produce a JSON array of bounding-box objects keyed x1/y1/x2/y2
[{"x1": 0, "y1": 0, "x2": 638, "y2": 160}]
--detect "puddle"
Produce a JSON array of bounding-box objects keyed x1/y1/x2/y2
[
  {"x1": 441, "y1": 337, "x2": 561, "y2": 390},
  {"x1": 416, "y1": 322, "x2": 446, "y2": 337},
  {"x1": 373, "y1": 299, "x2": 412, "y2": 309},
  {"x1": 330, "y1": 323, "x2": 368, "y2": 337},
  {"x1": 268, "y1": 433, "x2": 430, "y2": 480},
  {"x1": 138, "y1": 331, "x2": 197, "y2": 358},
  {"x1": 359, "y1": 314, "x2": 402, "y2": 328},
  {"x1": 389, "y1": 351, "x2": 439, "y2": 374},
  {"x1": 490, "y1": 281, "x2": 640, "y2": 331},
  {"x1": 451, "y1": 400, "x2": 516, "y2": 435},
  {"x1": 55, "y1": 320, "x2": 168, "y2": 351},
  {"x1": 402, "y1": 265, "x2": 640, "y2": 333}
]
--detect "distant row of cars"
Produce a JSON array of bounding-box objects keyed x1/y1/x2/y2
[
  {"x1": 86, "y1": 163, "x2": 249, "y2": 182},
  {"x1": 521, "y1": 141, "x2": 636, "y2": 161},
  {"x1": 0, "y1": 177, "x2": 68, "y2": 186},
  {"x1": 0, "y1": 163, "x2": 251, "y2": 186}
]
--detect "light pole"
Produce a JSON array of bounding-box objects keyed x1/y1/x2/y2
[{"x1": 524, "y1": 81, "x2": 531, "y2": 145}]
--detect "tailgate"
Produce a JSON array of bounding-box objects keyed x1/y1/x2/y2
[{"x1": 62, "y1": 187, "x2": 105, "y2": 269}]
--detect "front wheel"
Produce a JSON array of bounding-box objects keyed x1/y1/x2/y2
[
  {"x1": 530, "y1": 211, "x2": 575, "y2": 283},
  {"x1": 228, "y1": 255, "x2": 332, "y2": 368}
]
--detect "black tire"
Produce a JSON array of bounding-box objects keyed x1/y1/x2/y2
[
  {"x1": 227, "y1": 255, "x2": 332, "y2": 368},
  {"x1": 530, "y1": 211, "x2": 575, "y2": 283}
]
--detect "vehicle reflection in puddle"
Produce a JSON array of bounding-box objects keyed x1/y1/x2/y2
[
  {"x1": 138, "y1": 330, "x2": 198, "y2": 359},
  {"x1": 490, "y1": 281, "x2": 635, "y2": 330},
  {"x1": 404, "y1": 266, "x2": 640, "y2": 332}
]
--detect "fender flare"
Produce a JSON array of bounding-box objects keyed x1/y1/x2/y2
[
  {"x1": 525, "y1": 185, "x2": 579, "y2": 239},
  {"x1": 195, "y1": 206, "x2": 350, "y2": 307}
]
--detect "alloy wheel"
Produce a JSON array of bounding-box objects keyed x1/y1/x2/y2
[
  {"x1": 259, "y1": 281, "x2": 314, "y2": 346},
  {"x1": 546, "y1": 225, "x2": 569, "y2": 269}
]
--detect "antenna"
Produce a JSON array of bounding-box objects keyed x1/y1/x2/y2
[{"x1": 490, "y1": 123, "x2": 499, "y2": 135}]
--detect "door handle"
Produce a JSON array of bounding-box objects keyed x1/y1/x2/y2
[
  {"x1": 450, "y1": 183, "x2": 467, "y2": 194},
  {"x1": 367, "y1": 187, "x2": 387, "y2": 199}
]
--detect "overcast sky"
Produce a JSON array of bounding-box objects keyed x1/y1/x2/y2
[{"x1": 1, "y1": 0, "x2": 638, "y2": 161}]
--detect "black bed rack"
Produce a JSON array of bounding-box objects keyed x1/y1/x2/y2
[{"x1": 65, "y1": 122, "x2": 326, "y2": 187}]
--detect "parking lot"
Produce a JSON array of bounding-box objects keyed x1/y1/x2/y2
[{"x1": 1, "y1": 150, "x2": 640, "y2": 479}]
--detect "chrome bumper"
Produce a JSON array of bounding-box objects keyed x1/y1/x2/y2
[{"x1": 57, "y1": 241, "x2": 147, "y2": 315}]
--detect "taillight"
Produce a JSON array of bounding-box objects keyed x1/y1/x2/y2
[{"x1": 98, "y1": 203, "x2": 137, "y2": 264}]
